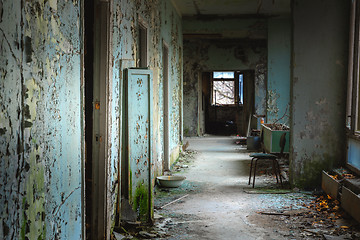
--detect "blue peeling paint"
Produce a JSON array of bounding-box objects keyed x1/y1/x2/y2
[
  {"x1": 1, "y1": 0, "x2": 82, "y2": 239},
  {"x1": 267, "y1": 17, "x2": 291, "y2": 124}
]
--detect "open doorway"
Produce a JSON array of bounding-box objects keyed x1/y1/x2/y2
[
  {"x1": 84, "y1": 0, "x2": 110, "y2": 238},
  {"x1": 202, "y1": 70, "x2": 254, "y2": 136}
]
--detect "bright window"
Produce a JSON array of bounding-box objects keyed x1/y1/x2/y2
[
  {"x1": 211, "y1": 71, "x2": 243, "y2": 106},
  {"x1": 346, "y1": 0, "x2": 360, "y2": 174},
  {"x1": 347, "y1": 0, "x2": 360, "y2": 133},
  {"x1": 212, "y1": 80, "x2": 235, "y2": 105},
  {"x1": 213, "y1": 71, "x2": 235, "y2": 79},
  {"x1": 239, "y1": 74, "x2": 243, "y2": 104}
]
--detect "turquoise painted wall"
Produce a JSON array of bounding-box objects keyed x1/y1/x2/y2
[
  {"x1": 267, "y1": 17, "x2": 291, "y2": 124},
  {"x1": 0, "y1": 0, "x2": 183, "y2": 238},
  {"x1": 0, "y1": 0, "x2": 82, "y2": 239},
  {"x1": 291, "y1": 0, "x2": 349, "y2": 188},
  {"x1": 110, "y1": 0, "x2": 183, "y2": 227}
]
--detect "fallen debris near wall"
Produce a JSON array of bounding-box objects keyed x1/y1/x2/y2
[{"x1": 172, "y1": 149, "x2": 197, "y2": 173}]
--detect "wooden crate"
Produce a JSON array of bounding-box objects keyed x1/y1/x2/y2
[
  {"x1": 341, "y1": 187, "x2": 360, "y2": 223},
  {"x1": 321, "y1": 171, "x2": 340, "y2": 199}
]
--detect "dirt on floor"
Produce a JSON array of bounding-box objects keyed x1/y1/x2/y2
[{"x1": 114, "y1": 136, "x2": 360, "y2": 240}]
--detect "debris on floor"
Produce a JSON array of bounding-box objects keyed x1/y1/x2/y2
[
  {"x1": 112, "y1": 215, "x2": 171, "y2": 240},
  {"x1": 172, "y1": 149, "x2": 197, "y2": 173},
  {"x1": 248, "y1": 157, "x2": 291, "y2": 188},
  {"x1": 115, "y1": 136, "x2": 360, "y2": 239},
  {"x1": 235, "y1": 136, "x2": 247, "y2": 145},
  {"x1": 249, "y1": 192, "x2": 360, "y2": 239}
]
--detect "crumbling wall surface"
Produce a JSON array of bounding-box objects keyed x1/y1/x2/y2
[
  {"x1": 110, "y1": 0, "x2": 183, "y2": 226},
  {"x1": 291, "y1": 0, "x2": 349, "y2": 188},
  {"x1": 267, "y1": 18, "x2": 291, "y2": 124},
  {"x1": 0, "y1": 0, "x2": 82, "y2": 239},
  {"x1": 168, "y1": 7, "x2": 183, "y2": 153},
  {"x1": 183, "y1": 44, "x2": 202, "y2": 136},
  {"x1": 157, "y1": 0, "x2": 183, "y2": 161},
  {"x1": 183, "y1": 38, "x2": 267, "y2": 136},
  {"x1": 0, "y1": 1, "x2": 23, "y2": 239}
]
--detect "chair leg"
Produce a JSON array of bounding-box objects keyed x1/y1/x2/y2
[
  {"x1": 248, "y1": 158, "x2": 254, "y2": 185},
  {"x1": 276, "y1": 160, "x2": 283, "y2": 187},
  {"x1": 252, "y1": 159, "x2": 258, "y2": 188},
  {"x1": 272, "y1": 159, "x2": 279, "y2": 184}
]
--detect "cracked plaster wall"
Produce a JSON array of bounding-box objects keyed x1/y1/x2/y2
[
  {"x1": 267, "y1": 17, "x2": 291, "y2": 124},
  {"x1": 291, "y1": 0, "x2": 348, "y2": 188},
  {"x1": 183, "y1": 37, "x2": 267, "y2": 136},
  {"x1": 0, "y1": 0, "x2": 183, "y2": 238},
  {"x1": 111, "y1": 0, "x2": 182, "y2": 225},
  {"x1": 0, "y1": 0, "x2": 82, "y2": 239}
]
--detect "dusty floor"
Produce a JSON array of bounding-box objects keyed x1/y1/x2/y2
[{"x1": 116, "y1": 135, "x2": 360, "y2": 240}]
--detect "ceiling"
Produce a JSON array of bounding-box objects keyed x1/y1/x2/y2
[{"x1": 171, "y1": 0, "x2": 291, "y2": 17}]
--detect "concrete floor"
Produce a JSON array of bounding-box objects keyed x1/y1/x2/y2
[{"x1": 155, "y1": 136, "x2": 316, "y2": 240}]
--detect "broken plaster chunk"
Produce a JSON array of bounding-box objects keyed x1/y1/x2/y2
[
  {"x1": 138, "y1": 231, "x2": 157, "y2": 238},
  {"x1": 154, "y1": 212, "x2": 163, "y2": 220},
  {"x1": 113, "y1": 231, "x2": 127, "y2": 240}
]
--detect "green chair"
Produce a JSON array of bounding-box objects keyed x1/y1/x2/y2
[{"x1": 248, "y1": 132, "x2": 287, "y2": 188}]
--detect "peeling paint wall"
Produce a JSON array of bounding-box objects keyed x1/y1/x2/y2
[
  {"x1": 0, "y1": 0, "x2": 82, "y2": 239},
  {"x1": 291, "y1": 0, "x2": 348, "y2": 188},
  {"x1": 110, "y1": 0, "x2": 183, "y2": 226},
  {"x1": 267, "y1": 17, "x2": 291, "y2": 124},
  {"x1": 0, "y1": 0, "x2": 183, "y2": 238},
  {"x1": 183, "y1": 35, "x2": 267, "y2": 136}
]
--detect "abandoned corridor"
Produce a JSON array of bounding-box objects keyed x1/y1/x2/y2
[{"x1": 151, "y1": 136, "x2": 359, "y2": 240}]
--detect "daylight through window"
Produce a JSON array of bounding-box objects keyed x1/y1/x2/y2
[{"x1": 211, "y1": 71, "x2": 243, "y2": 106}]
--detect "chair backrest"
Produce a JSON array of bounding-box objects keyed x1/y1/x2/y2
[{"x1": 279, "y1": 132, "x2": 287, "y2": 156}]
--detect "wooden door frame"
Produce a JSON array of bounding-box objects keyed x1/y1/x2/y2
[
  {"x1": 162, "y1": 41, "x2": 170, "y2": 171},
  {"x1": 81, "y1": 0, "x2": 112, "y2": 239},
  {"x1": 93, "y1": 0, "x2": 111, "y2": 239},
  {"x1": 241, "y1": 70, "x2": 255, "y2": 135}
]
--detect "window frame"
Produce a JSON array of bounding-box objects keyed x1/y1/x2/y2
[
  {"x1": 346, "y1": 0, "x2": 360, "y2": 175},
  {"x1": 210, "y1": 71, "x2": 244, "y2": 106},
  {"x1": 347, "y1": 0, "x2": 360, "y2": 135}
]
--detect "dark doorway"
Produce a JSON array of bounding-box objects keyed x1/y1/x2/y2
[
  {"x1": 163, "y1": 42, "x2": 169, "y2": 171},
  {"x1": 84, "y1": 0, "x2": 94, "y2": 238},
  {"x1": 139, "y1": 23, "x2": 148, "y2": 68},
  {"x1": 202, "y1": 70, "x2": 255, "y2": 136},
  {"x1": 84, "y1": 0, "x2": 110, "y2": 238}
]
